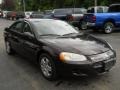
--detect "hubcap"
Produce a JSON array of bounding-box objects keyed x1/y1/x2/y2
[
  {"x1": 105, "y1": 23, "x2": 113, "y2": 33},
  {"x1": 40, "y1": 57, "x2": 52, "y2": 77},
  {"x1": 6, "y1": 41, "x2": 10, "y2": 53}
]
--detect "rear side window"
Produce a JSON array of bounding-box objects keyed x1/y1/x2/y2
[
  {"x1": 97, "y1": 7, "x2": 103, "y2": 13},
  {"x1": 109, "y1": 5, "x2": 120, "y2": 12},
  {"x1": 23, "y1": 22, "x2": 34, "y2": 35},
  {"x1": 87, "y1": 8, "x2": 94, "y2": 13},
  {"x1": 10, "y1": 22, "x2": 23, "y2": 33}
]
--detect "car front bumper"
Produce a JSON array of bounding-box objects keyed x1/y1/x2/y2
[{"x1": 57, "y1": 57, "x2": 116, "y2": 76}]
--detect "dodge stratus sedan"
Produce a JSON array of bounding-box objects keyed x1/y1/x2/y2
[{"x1": 4, "y1": 19, "x2": 116, "y2": 80}]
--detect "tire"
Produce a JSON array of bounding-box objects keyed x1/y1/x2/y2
[
  {"x1": 5, "y1": 40, "x2": 14, "y2": 55},
  {"x1": 39, "y1": 53, "x2": 57, "y2": 81},
  {"x1": 80, "y1": 21, "x2": 87, "y2": 30},
  {"x1": 104, "y1": 22, "x2": 114, "y2": 34}
]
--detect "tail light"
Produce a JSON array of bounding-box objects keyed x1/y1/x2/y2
[
  {"x1": 91, "y1": 15, "x2": 96, "y2": 22},
  {"x1": 67, "y1": 15, "x2": 74, "y2": 21}
]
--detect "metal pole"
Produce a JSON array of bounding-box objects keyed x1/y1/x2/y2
[
  {"x1": 23, "y1": 0, "x2": 26, "y2": 12},
  {"x1": 94, "y1": 0, "x2": 97, "y2": 13},
  {"x1": 95, "y1": 0, "x2": 97, "y2": 7},
  {"x1": 73, "y1": 0, "x2": 76, "y2": 13}
]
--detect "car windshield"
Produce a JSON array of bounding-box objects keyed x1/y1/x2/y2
[{"x1": 32, "y1": 20, "x2": 79, "y2": 36}]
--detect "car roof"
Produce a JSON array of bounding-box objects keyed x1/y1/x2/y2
[{"x1": 110, "y1": 4, "x2": 120, "y2": 6}]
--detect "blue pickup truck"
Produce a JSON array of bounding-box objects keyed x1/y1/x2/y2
[{"x1": 83, "y1": 4, "x2": 120, "y2": 34}]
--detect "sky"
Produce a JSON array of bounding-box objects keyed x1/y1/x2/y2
[{"x1": 0, "y1": 0, "x2": 2, "y2": 4}]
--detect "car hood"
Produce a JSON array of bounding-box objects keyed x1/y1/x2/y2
[{"x1": 40, "y1": 34, "x2": 110, "y2": 56}]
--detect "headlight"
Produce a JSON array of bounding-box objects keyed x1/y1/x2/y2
[{"x1": 59, "y1": 52, "x2": 87, "y2": 62}]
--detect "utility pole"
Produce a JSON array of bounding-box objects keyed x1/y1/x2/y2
[
  {"x1": 73, "y1": 0, "x2": 76, "y2": 8},
  {"x1": 23, "y1": 0, "x2": 25, "y2": 12},
  {"x1": 94, "y1": 0, "x2": 97, "y2": 7},
  {"x1": 94, "y1": 0, "x2": 97, "y2": 13}
]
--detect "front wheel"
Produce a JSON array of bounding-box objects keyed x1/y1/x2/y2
[
  {"x1": 104, "y1": 22, "x2": 114, "y2": 34},
  {"x1": 39, "y1": 53, "x2": 57, "y2": 81}
]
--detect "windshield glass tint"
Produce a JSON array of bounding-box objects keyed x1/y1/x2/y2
[{"x1": 32, "y1": 20, "x2": 79, "y2": 36}]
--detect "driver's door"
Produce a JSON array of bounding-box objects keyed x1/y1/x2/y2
[{"x1": 22, "y1": 22, "x2": 38, "y2": 61}]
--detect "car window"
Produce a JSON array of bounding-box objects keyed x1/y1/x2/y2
[
  {"x1": 97, "y1": 7, "x2": 103, "y2": 13},
  {"x1": 23, "y1": 23, "x2": 33, "y2": 35},
  {"x1": 74, "y1": 8, "x2": 86, "y2": 14},
  {"x1": 10, "y1": 22, "x2": 23, "y2": 33},
  {"x1": 32, "y1": 20, "x2": 79, "y2": 36},
  {"x1": 109, "y1": 5, "x2": 120, "y2": 12},
  {"x1": 54, "y1": 9, "x2": 72, "y2": 15}
]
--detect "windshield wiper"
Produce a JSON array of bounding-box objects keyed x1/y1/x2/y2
[
  {"x1": 39, "y1": 34, "x2": 61, "y2": 36},
  {"x1": 63, "y1": 33, "x2": 78, "y2": 36}
]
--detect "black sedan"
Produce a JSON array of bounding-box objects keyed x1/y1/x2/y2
[{"x1": 4, "y1": 19, "x2": 116, "y2": 80}]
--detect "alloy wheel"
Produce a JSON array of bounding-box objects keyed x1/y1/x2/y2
[{"x1": 104, "y1": 22, "x2": 114, "y2": 34}]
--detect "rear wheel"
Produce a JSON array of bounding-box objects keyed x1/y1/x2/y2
[
  {"x1": 104, "y1": 22, "x2": 114, "y2": 34},
  {"x1": 39, "y1": 53, "x2": 57, "y2": 81}
]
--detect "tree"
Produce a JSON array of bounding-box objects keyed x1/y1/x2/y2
[
  {"x1": 2, "y1": 0, "x2": 15, "y2": 10},
  {"x1": 7, "y1": 0, "x2": 120, "y2": 11}
]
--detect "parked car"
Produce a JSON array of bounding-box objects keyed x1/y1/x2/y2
[
  {"x1": 51, "y1": 8, "x2": 72, "y2": 20},
  {"x1": 0, "y1": 11, "x2": 3, "y2": 18},
  {"x1": 6, "y1": 11, "x2": 17, "y2": 20},
  {"x1": 50, "y1": 8, "x2": 87, "y2": 29},
  {"x1": 81, "y1": 6, "x2": 108, "y2": 30},
  {"x1": 30, "y1": 12, "x2": 44, "y2": 18},
  {"x1": 25, "y1": 11, "x2": 33, "y2": 19},
  {"x1": 4, "y1": 19, "x2": 116, "y2": 80},
  {"x1": 82, "y1": 4, "x2": 120, "y2": 33},
  {"x1": 66, "y1": 8, "x2": 87, "y2": 29},
  {"x1": 6, "y1": 11, "x2": 25, "y2": 20},
  {"x1": 2, "y1": 11, "x2": 9, "y2": 18}
]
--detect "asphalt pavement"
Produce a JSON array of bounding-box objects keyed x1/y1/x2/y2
[{"x1": 0, "y1": 19, "x2": 120, "y2": 90}]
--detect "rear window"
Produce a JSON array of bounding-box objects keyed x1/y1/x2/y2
[{"x1": 109, "y1": 5, "x2": 120, "y2": 12}]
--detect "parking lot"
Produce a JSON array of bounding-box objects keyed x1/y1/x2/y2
[{"x1": 0, "y1": 18, "x2": 120, "y2": 90}]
